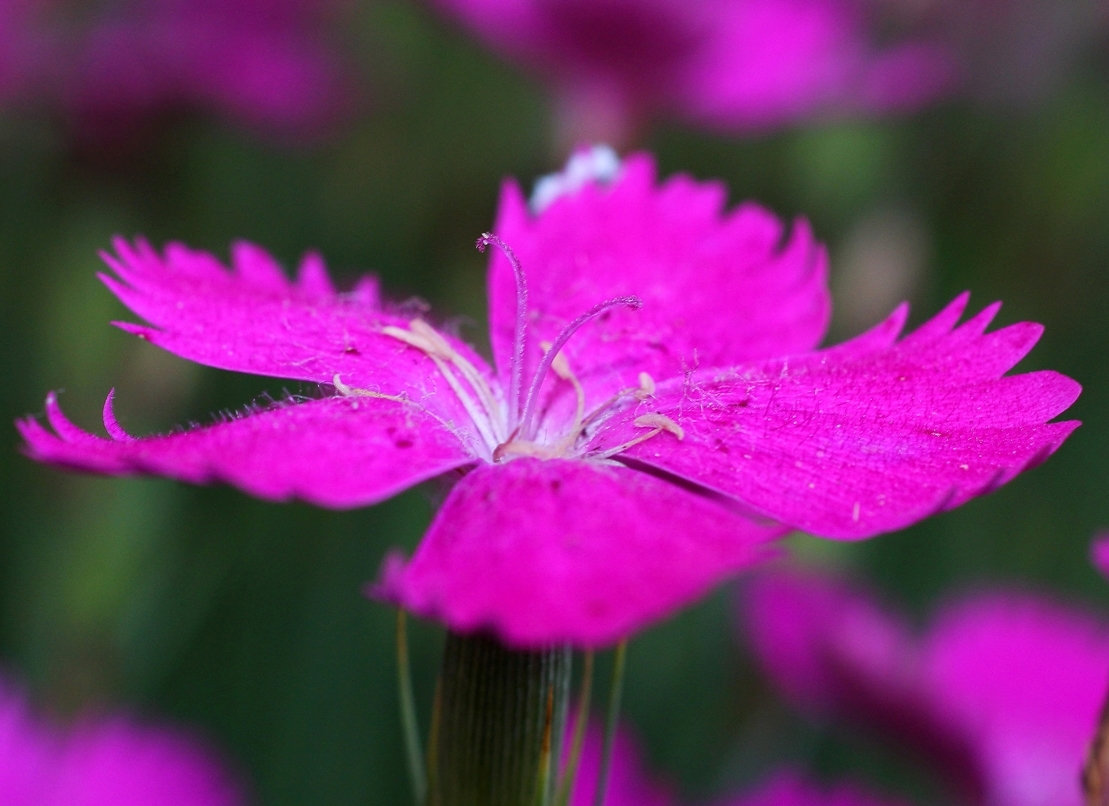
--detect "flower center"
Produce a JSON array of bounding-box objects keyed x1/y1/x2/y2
[{"x1": 353, "y1": 233, "x2": 684, "y2": 464}]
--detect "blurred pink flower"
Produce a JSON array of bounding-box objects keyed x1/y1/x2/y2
[
  {"x1": 0, "y1": 0, "x2": 49, "y2": 106},
  {"x1": 564, "y1": 712, "x2": 907, "y2": 806},
  {"x1": 723, "y1": 771, "x2": 913, "y2": 806},
  {"x1": 1090, "y1": 532, "x2": 1109, "y2": 580},
  {"x1": 739, "y1": 568, "x2": 1109, "y2": 806},
  {"x1": 0, "y1": 0, "x2": 354, "y2": 141},
  {"x1": 19, "y1": 150, "x2": 1078, "y2": 648},
  {"x1": 564, "y1": 716, "x2": 676, "y2": 806},
  {"x1": 430, "y1": 0, "x2": 956, "y2": 145},
  {"x1": 0, "y1": 675, "x2": 242, "y2": 806}
]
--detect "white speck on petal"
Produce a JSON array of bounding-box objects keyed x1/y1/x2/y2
[{"x1": 530, "y1": 145, "x2": 621, "y2": 213}]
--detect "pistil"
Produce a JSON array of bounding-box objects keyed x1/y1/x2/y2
[
  {"x1": 378, "y1": 237, "x2": 675, "y2": 467},
  {"x1": 477, "y1": 233, "x2": 529, "y2": 432},
  {"x1": 518, "y1": 295, "x2": 642, "y2": 441}
]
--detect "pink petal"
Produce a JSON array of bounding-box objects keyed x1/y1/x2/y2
[
  {"x1": 0, "y1": 672, "x2": 244, "y2": 806},
  {"x1": 923, "y1": 593, "x2": 1109, "y2": 806},
  {"x1": 739, "y1": 568, "x2": 1109, "y2": 806},
  {"x1": 19, "y1": 391, "x2": 475, "y2": 509},
  {"x1": 1090, "y1": 532, "x2": 1109, "y2": 581},
  {"x1": 373, "y1": 457, "x2": 783, "y2": 648},
  {"x1": 487, "y1": 153, "x2": 830, "y2": 419},
  {"x1": 591, "y1": 297, "x2": 1081, "y2": 539},
  {"x1": 50, "y1": 719, "x2": 242, "y2": 806},
  {"x1": 738, "y1": 569, "x2": 983, "y2": 799},
  {"x1": 565, "y1": 717, "x2": 675, "y2": 806},
  {"x1": 0, "y1": 676, "x2": 53, "y2": 805},
  {"x1": 675, "y1": 0, "x2": 956, "y2": 129},
  {"x1": 738, "y1": 568, "x2": 913, "y2": 714},
  {"x1": 430, "y1": 0, "x2": 706, "y2": 121},
  {"x1": 99, "y1": 237, "x2": 492, "y2": 426},
  {"x1": 430, "y1": 0, "x2": 547, "y2": 61},
  {"x1": 726, "y1": 770, "x2": 912, "y2": 806},
  {"x1": 430, "y1": 0, "x2": 954, "y2": 132},
  {"x1": 61, "y1": 0, "x2": 354, "y2": 139}
]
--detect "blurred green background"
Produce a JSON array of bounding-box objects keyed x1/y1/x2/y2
[{"x1": 2, "y1": 2, "x2": 1109, "y2": 804}]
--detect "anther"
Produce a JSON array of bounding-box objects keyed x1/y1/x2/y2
[
  {"x1": 632, "y1": 413, "x2": 684, "y2": 440},
  {"x1": 592, "y1": 413, "x2": 684, "y2": 460},
  {"x1": 332, "y1": 374, "x2": 407, "y2": 403}
]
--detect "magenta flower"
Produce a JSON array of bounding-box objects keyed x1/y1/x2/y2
[
  {"x1": 0, "y1": 674, "x2": 242, "y2": 806},
  {"x1": 19, "y1": 150, "x2": 1078, "y2": 648},
  {"x1": 722, "y1": 772, "x2": 913, "y2": 806},
  {"x1": 0, "y1": 0, "x2": 49, "y2": 107},
  {"x1": 740, "y1": 568, "x2": 1109, "y2": 806},
  {"x1": 0, "y1": 0, "x2": 353, "y2": 140},
  {"x1": 430, "y1": 0, "x2": 955, "y2": 143},
  {"x1": 564, "y1": 717, "x2": 675, "y2": 806},
  {"x1": 1090, "y1": 532, "x2": 1109, "y2": 581},
  {"x1": 563, "y1": 712, "x2": 906, "y2": 806}
]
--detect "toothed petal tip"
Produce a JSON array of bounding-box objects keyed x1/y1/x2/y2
[{"x1": 102, "y1": 390, "x2": 134, "y2": 442}]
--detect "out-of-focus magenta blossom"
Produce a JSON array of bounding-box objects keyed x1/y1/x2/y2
[
  {"x1": 19, "y1": 150, "x2": 1078, "y2": 648},
  {"x1": 0, "y1": 0, "x2": 48, "y2": 106},
  {"x1": 0, "y1": 675, "x2": 242, "y2": 806},
  {"x1": 722, "y1": 772, "x2": 912, "y2": 806},
  {"x1": 1090, "y1": 532, "x2": 1109, "y2": 580},
  {"x1": 739, "y1": 568, "x2": 1109, "y2": 806},
  {"x1": 564, "y1": 716, "x2": 675, "y2": 806},
  {"x1": 430, "y1": 0, "x2": 956, "y2": 143},
  {"x1": 564, "y1": 713, "x2": 905, "y2": 806},
  {"x1": 0, "y1": 0, "x2": 353, "y2": 140}
]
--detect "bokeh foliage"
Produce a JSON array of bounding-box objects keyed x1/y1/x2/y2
[{"x1": 1, "y1": 2, "x2": 1108, "y2": 804}]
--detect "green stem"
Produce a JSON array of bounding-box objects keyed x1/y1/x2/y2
[
  {"x1": 397, "y1": 610, "x2": 428, "y2": 806},
  {"x1": 593, "y1": 642, "x2": 628, "y2": 806},
  {"x1": 432, "y1": 632, "x2": 572, "y2": 806}
]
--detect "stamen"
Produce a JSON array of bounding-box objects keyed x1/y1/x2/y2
[
  {"x1": 542, "y1": 341, "x2": 586, "y2": 452},
  {"x1": 493, "y1": 438, "x2": 557, "y2": 461},
  {"x1": 382, "y1": 323, "x2": 449, "y2": 357},
  {"x1": 519, "y1": 295, "x2": 642, "y2": 440},
  {"x1": 409, "y1": 320, "x2": 504, "y2": 441},
  {"x1": 333, "y1": 373, "x2": 481, "y2": 458},
  {"x1": 580, "y1": 372, "x2": 656, "y2": 431},
  {"x1": 592, "y1": 412, "x2": 684, "y2": 460},
  {"x1": 633, "y1": 413, "x2": 684, "y2": 440},
  {"x1": 477, "y1": 233, "x2": 528, "y2": 431},
  {"x1": 382, "y1": 322, "x2": 502, "y2": 454},
  {"x1": 332, "y1": 374, "x2": 408, "y2": 404}
]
